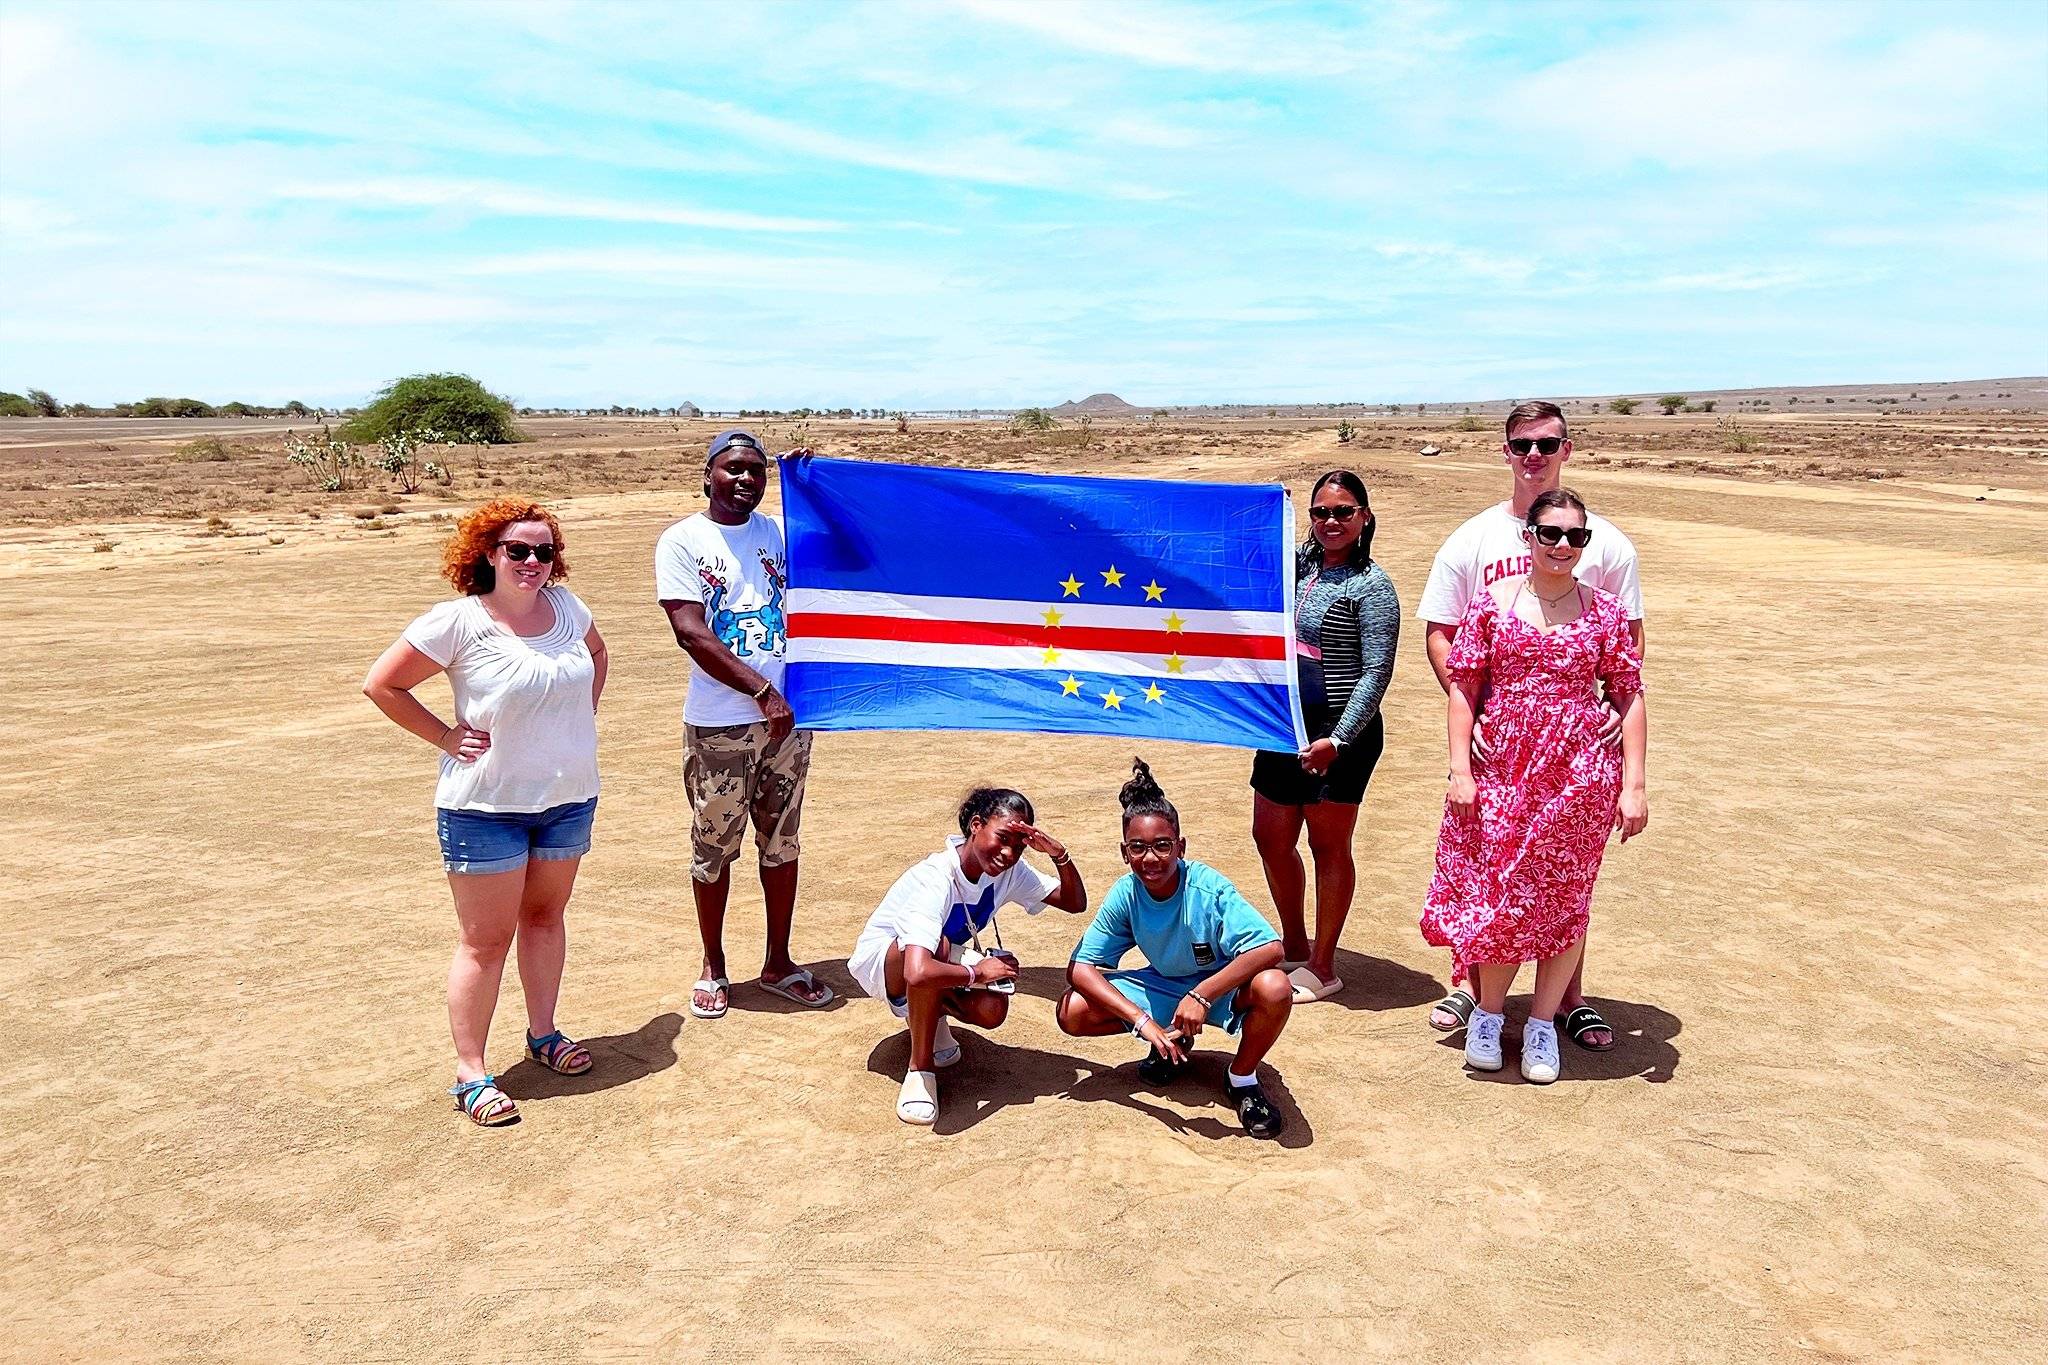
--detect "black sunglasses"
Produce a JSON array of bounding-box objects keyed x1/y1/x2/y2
[
  {"x1": 1508, "y1": 436, "x2": 1565, "y2": 456},
  {"x1": 1527, "y1": 525, "x2": 1592, "y2": 548},
  {"x1": 496, "y1": 541, "x2": 558, "y2": 562},
  {"x1": 1308, "y1": 505, "x2": 1361, "y2": 522}
]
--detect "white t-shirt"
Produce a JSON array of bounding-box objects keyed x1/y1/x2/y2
[
  {"x1": 653, "y1": 512, "x2": 789, "y2": 727},
  {"x1": 1417, "y1": 500, "x2": 1643, "y2": 625},
  {"x1": 847, "y1": 837, "x2": 1060, "y2": 1004},
  {"x1": 402, "y1": 585, "x2": 601, "y2": 813}
]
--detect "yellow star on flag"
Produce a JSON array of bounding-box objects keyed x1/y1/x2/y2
[
  {"x1": 1041, "y1": 646, "x2": 1061, "y2": 664},
  {"x1": 1100, "y1": 564, "x2": 1125, "y2": 588},
  {"x1": 1142, "y1": 683, "x2": 1166, "y2": 704},
  {"x1": 1101, "y1": 687, "x2": 1124, "y2": 710},
  {"x1": 1164, "y1": 653, "x2": 1186, "y2": 674},
  {"x1": 1042, "y1": 606, "x2": 1064, "y2": 628},
  {"x1": 1142, "y1": 580, "x2": 1165, "y2": 602},
  {"x1": 1059, "y1": 574, "x2": 1083, "y2": 598},
  {"x1": 1059, "y1": 675, "x2": 1083, "y2": 696},
  {"x1": 1163, "y1": 610, "x2": 1186, "y2": 633}
]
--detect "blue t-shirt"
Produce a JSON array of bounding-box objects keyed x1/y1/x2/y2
[{"x1": 1072, "y1": 861, "x2": 1278, "y2": 980}]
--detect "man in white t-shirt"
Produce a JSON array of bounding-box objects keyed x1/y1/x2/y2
[
  {"x1": 1416, "y1": 399, "x2": 1646, "y2": 1052},
  {"x1": 656, "y1": 429, "x2": 830, "y2": 1019}
]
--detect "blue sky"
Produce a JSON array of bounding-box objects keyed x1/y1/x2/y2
[{"x1": 1, "y1": 0, "x2": 2043, "y2": 409}]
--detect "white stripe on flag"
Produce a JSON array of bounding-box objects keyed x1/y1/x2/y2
[
  {"x1": 786, "y1": 637, "x2": 1291, "y2": 684},
  {"x1": 788, "y1": 587, "x2": 1287, "y2": 636}
]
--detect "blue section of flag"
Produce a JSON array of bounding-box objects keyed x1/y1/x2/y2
[
  {"x1": 780, "y1": 455, "x2": 1288, "y2": 611},
  {"x1": 785, "y1": 666, "x2": 1296, "y2": 752}
]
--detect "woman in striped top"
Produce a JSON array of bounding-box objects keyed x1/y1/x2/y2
[{"x1": 1250, "y1": 470, "x2": 1402, "y2": 1003}]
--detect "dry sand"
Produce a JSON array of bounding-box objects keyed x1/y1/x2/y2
[{"x1": 3, "y1": 424, "x2": 2045, "y2": 1361}]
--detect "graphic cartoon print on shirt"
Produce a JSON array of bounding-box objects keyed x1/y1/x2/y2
[
  {"x1": 940, "y1": 884, "x2": 997, "y2": 947},
  {"x1": 698, "y1": 553, "x2": 789, "y2": 658}
]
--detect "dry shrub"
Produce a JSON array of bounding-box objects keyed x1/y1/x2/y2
[{"x1": 174, "y1": 437, "x2": 233, "y2": 462}]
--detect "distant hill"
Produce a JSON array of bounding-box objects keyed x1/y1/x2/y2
[{"x1": 1049, "y1": 392, "x2": 1143, "y2": 417}]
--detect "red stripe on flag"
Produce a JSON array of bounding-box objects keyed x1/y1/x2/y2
[{"x1": 788, "y1": 612, "x2": 1288, "y2": 661}]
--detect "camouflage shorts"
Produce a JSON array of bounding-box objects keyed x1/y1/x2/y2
[{"x1": 683, "y1": 722, "x2": 813, "y2": 883}]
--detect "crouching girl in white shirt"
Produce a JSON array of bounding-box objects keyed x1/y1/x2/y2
[{"x1": 849, "y1": 788, "x2": 1087, "y2": 1125}]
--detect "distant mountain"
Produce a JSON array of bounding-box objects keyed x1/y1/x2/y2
[{"x1": 1049, "y1": 392, "x2": 1142, "y2": 417}]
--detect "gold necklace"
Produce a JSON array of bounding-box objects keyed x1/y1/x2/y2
[{"x1": 1532, "y1": 580, "x2": 1578, "y2": 609}]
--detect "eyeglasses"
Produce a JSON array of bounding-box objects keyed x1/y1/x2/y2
[
  {"x1": 1121, "y1": 838, "x2": 1179, "y2": 856},
  {"x1": 1526, "y1": 525, "x2": 1592, "y2": 548},
  {"x1": 496, "y1": 541, "x2": 558, "y2": 562},
  {"x1": 1508, "y1": 436, "x2": 1565, "y2": 456},
  {"x1": 1308, "y1": 505, "x2": 1360, "y2": 522}
]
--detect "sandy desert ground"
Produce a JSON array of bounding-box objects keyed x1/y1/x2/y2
[{"x1": 3, "y1": 416, "x2": 2045, "y2": 1361}]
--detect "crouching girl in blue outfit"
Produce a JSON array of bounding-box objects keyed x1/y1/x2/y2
[{"x1": 1057, "y1": 758, "x2": 1294, "y2": 1139}]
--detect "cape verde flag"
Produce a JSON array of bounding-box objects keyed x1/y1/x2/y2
[{"x1": 780, "y1": 456, "x2": 1306, "y2": 751}]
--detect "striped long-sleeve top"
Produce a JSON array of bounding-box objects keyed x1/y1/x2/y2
[{"x1": 1293, "y1": 547, "x2": 1401, "y2": 745}]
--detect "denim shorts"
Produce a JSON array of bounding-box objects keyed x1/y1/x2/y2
[{"x1": 435, "y1": 797, "x2": 597, "y2": 875}]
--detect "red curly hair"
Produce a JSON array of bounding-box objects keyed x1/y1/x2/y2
[{"x1": 440, "y1": 498, "x2": 569, "y2": 595}]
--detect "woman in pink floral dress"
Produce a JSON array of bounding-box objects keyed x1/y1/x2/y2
[{"x1": 1421, "y1": 487, "x2": 1648, "y2": 1084}]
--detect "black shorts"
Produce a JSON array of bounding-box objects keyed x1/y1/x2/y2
[{"x1": 1249, "y1": 708, "x2": 1384, "y2": 806}]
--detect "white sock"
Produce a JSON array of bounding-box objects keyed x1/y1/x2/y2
[{"x1": 1227, "y1": 1068, "x2": 1259, "y2": 1088}]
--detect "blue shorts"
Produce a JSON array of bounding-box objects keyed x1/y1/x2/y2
[
  {"x1": 1100, "y1": 966, "x2": 1246, "y2": 1035},
  {"x1": 435, "y1": 798, "x2": 597, "y2": 875}
]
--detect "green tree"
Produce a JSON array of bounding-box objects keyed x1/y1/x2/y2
[
  {"x1": 27, "y1": 387, "x2": 60, "y2": 417},
  {"x1": 0, "y1": 391, "x2": 33, "y2": 417},
  {"x1": 284, "y1": 400, "x2": 311, "y2": 417},
  {"x1": 1009, "y1": 408, "x2": 1058, "y2": 432},
  {"x1": 1657, "y1": 394, "x2": 1687, "y2": 415},
  {"x1": 339, "y1": 373, "x2": 521, "y2": 444},
  {"x1": 1608, "y1": 397, "x2": 1640, "y2": 415}
]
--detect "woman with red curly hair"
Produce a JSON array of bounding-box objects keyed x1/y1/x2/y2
[{"x1": 364, "y1": 498, "x2": 608, "y2": 1127}]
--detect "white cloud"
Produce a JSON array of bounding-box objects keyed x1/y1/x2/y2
[
  {"x1": 272, "y1": 178, "x2": 842, "y2": 233},
  {"x1": 1506, "y1": 18, "x2": 2047, "y2": 166},
  {"x1": 950, "y1": 0, "x2": 1359, "y2": 77}
]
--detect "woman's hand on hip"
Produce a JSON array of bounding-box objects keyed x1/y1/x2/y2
[{"x1": 439, "y1": 723, "x2": 491, "y2": 763}]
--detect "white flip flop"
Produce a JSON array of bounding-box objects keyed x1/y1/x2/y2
[
  {"x1": 897, "y1": 1069, "x2": 938, "y2": 1125},
  {"x1": 689, "y1": 976, "x2": 730, "y2": 1019},
  {"x1": 1286, "y1": 965, "x2": 1343, "y2": 1003},
  {"x1": 760, "y1": 967, "x2": 836, "y2": 1008}
]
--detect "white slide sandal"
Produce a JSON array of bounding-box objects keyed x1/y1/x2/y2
[
  {"x1": 1286, "y1": 965, "x2": 1343, "y2": 1003},
  {"x1": 897, "y1": 1069, "x2": 938, "y2": 1125}
]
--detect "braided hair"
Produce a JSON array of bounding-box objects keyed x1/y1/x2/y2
[
  {"x1": 958, "y1": 786, "x2": 1034, "y2": 835},
  {"x1": 1117, "y1": 757, "x2": 1180, "y2": 835}
]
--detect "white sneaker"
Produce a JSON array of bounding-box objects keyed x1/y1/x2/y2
[
  {"x1": 1521, "y1": 1018, "x2": 1561, "y2": 1084},
  {"x1": 1465, "y1": 1009, "x2": 1505, "y2": 1071},
  {"x1": 933, "y1": 1018, "x2": 961, "y2": 1069}
]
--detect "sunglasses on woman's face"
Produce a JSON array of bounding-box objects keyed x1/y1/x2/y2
[
  {"x1": 1508, "y1": 436, "x2": 1565, "y2": 456},
  {"x1": 1527, "y1": 525, "x2": 1592, "y2": 548},
  {"x1": 1308, "y1": 505, "x2": 1360, "y2": 522},
  {"x1": 496, "y1": 541, "x2": 558, "y2": 563}
]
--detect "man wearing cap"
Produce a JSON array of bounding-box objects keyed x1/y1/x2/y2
[{"x1": 656, "y1": 429, "x2": 834, "y2": 1018}]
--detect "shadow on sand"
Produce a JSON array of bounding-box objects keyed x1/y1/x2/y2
[
  {"x1": 865, "y1": 1030, "x2": 1315, "y2": 1148},
  {"x1": 498, "y1": 1011, "x2": 685, "y2": 1101},
  {"x1": 1434, "y1": 995, "x2": 1683, "y2": 1085}
]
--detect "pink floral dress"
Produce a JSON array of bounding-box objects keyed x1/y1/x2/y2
[{"x1": 1421, "y1": 584, "x2": 1644, "y2": 984}]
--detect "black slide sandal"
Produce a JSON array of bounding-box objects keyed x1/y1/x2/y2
[
  {"x1": 1556, "y1": 1005, "x2": 1616, "y2": 1051},
  {"x1": 1429, "y1": 989, "x2": 1477, "y2": 1032}
]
